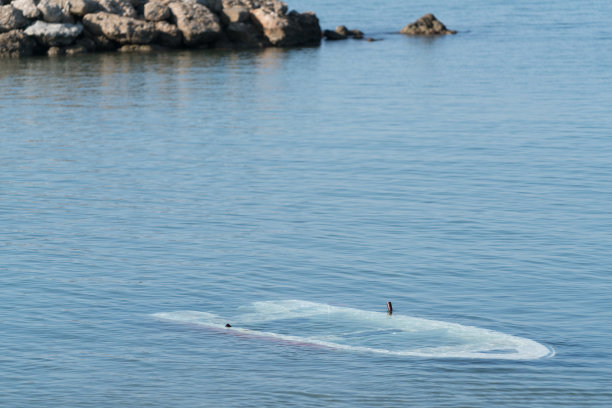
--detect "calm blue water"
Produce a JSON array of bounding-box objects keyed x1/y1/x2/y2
[{"x1": 1, "y1": 0, "x2": 612, "y2": 406}]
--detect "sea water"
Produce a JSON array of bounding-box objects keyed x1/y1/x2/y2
[
  {"x1": 1, "y1": 0, "x2": 611, "y2": 406},
  {"x1": 153, "y1": 300, "x2": 554, "y2": 360}
]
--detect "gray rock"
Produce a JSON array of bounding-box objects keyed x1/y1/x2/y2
[
  {"x1": 400, "y1": 13, "x2": 456, "y2": 35},
  {"x1": 0, "y1": 28, "x2": 37, "y2": 57},
  {"x1": 11, "y1": 0, "x2": 41, "y2": 19},
  {"x1": 168, "y1": 2, "x2": 221, "y2": 46},
  {"x1": 37, "y1": 0, "x2": 71, "y2": 23},
  {"x1": 154, "y1": 20, "x2": 181, "y2": 47},
  {"x1": 220, "y1": 5, "x2": 249, "y2": 25},
  {"x1": 24, "y1": 20, "x2": 83, "y2": 46},
  {"x1": 143, "y1": 0, "x2": 170, "y2": 22},
  {"x1": 0, "y1": 5, "x2": 26, "y2": 33},
  {"x1": 82, "y1": 11, "x2": 156, "y2": 44},
  {"x1": 94, "y1": 0, "x2": 137, "y2": 18},
  {"x1": 250, "y1": 8, "x2": 320, "y2": 46},
  {"x1": 69, "y1": 0, "x2": 99, "y2": 17}
]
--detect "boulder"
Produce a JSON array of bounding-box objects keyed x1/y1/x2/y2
[
  {"x1": 349, "y1": 28, "x2": 363, "y2": 39},
  {"x1": 335, "y1": 25, "x2": 348, "y2": 37},
  {"x1": 323, "y1": 29, "x2": 345, "y2": 41},
  {"x1": 220, "y1": 5, "x2": 249, "y2": 25},
  {"x1": 250, "y1": 8, "x2": 320, "y2": 46},
  {"x1": 37, "y1": 0, "x2": 72, "y2": 23},
  {"x1": 324, "y1": 25, "x2": 363, "y2": 40},
  {"x1": 69, "y1": 0, "x2": 99, "y2": 17},
  {"x1": 47, "y1": 45, "x2": 62, "y2": 55},
  {"x1": 154, "y1": 20, "x2": 181, "y2": 47},
  {"x1": 118, "y1": 43, "x2": 161, "y2": 52},
  {"x1": 11, "y1": 0, "x2": 41, "y2": 19},
  {"x1": 24, "y1": 20, "x2": 83, "y2": 46},
  {"x1": 400, "y1": 13, "x2": 456, "y2": 35},
  {"x1": 287, "y1": 10, "x2": 323, "y2": 45},
  {"x1": 82, "y1": 11, "x2": 156, "y2": 44},
  {"x1": 94, "y1": 0, "x2": 137, "y2": 18},
  {"x1": 47, "y1": 43, "x2": 90, "y2": 55},
  {"x1": 64, "y1": 44, "x2": 88, "y2": 54},
  {"x1": 143, "y1": 0, "x2": 170, "y2": 22},
  {"x1": 167, "y1": 2, "x2": 221, "y2": 46},
  {"x1": 0, "y1": 29, "x2": 38, "y2": 57},
  {"x1": 0, "y1": 5, "x2": 26, "y2": 33}
]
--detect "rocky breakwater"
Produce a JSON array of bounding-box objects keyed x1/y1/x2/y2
[{"x1": 0, "y1": 0, "x2": 321, "y2": 57}]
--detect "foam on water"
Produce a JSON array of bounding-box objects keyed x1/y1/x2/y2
[{"x1": 152, "y1": 300, "x2": 553, "y2": 360}]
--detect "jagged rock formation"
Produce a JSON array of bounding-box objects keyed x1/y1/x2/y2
[
  {"x1": 400, "y1": 14, "x2": 456, "y2": 36},
  {"x1": 0, "y1": 0, "x2": 321, "y2": 57}
]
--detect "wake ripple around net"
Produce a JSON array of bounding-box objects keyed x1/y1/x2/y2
[{"x1": 152, "y1": 300, "x2": 553, "y2": 360}]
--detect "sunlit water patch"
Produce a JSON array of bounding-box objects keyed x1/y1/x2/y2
[{"x1": 153, "y1": 300, "x2": 553, "y2": 360}]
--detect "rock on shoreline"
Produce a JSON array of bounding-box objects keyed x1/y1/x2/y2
[
  {"x1": 322, "y1": 25, "x2": 363, "y2": 41},
  {"x1": 400, "y1": 13, "x2": 456, "y2": 36},
  {"x1": 0, "y1": 0, "x2": 321, "y2": 57}
]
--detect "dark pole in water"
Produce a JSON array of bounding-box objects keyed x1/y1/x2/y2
[{"x1": 387, "y1": 301, "x2": 393, "y2": 315}]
